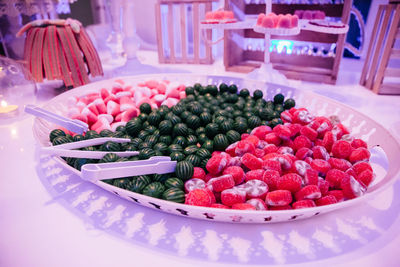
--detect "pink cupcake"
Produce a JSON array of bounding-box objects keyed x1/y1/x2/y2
[
  {"x1": 278, "y1": 14, "x2": 292, "y2": 28},
  {"x1": 262, "y1": 15, "x2": 275, "y2": 28},
  {"x1": 294, "y1": 10, "x2": 304, "y2": 19},
  {"x1": 302, "y1": 10, "x2": 313, "y2": 20},
  {"x1": 257, "y1": 13, "x2": 266, "y2": 25},
  {"x1": 291, "y1": 14, "x2": 299, "y2": 28}
]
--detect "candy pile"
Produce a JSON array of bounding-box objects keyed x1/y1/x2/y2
[
  {"x1": 183, "y1": 108, "x2": 374, "y2": 210},
  {"x1": 294, "y1": 10, "x2": 325, "y2": 20},
  {"x1": 202, "y1": 10, "x2": 236, "y2": 24},
  {"x1": 256, "y1": 13, "x2": 299, "y2": 29},
  {"x1": 65, "y1": 79, "x2": 186, "y2": 132}
]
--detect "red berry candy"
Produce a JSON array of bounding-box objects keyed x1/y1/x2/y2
[
  {"x1": 315, "y1": 195, "x2": 337, "y2": 206},
  {"x1": 282, "y1": 139, "x2": 295, "y2": 150},
  {"x1": 207, "y1": 174, "x2": 235, "y2": 192},
  {"x1": 192, "y1": 167, "x2": 206, "y2": 180},
  {"x1": 294, "y1": 160, "x2": 311, "y2": 176},
  {"x1": 237, "y1": 179, "x2": 269, "y2": 199},
  {"x1": 185, "y1": 188, "x2": 215, "y2": 207},
  {"x1": 227, "y1": 156, "x2": 242, "y2": 167},
  {"x1": 241, "y1": 153, "x2": 263, "y2": 170},
  {"x1": 262, "y1": 169, "x2": 280, "y2": 191},
  {"x1": 223, "y1": 166, "x2": 245, "y2": 185},
  {"x1": 295, "y1": 147, "x2": 313, "y2": 160},
  {"x1": 351, "y1": 138, "x2": 368, "y2": 149},
  {"x1": 203, "y1": 173, "x2": 213, "y2": 183},
  {"x1": 254, "y1": 148, "x2": 266, "y2": 158},
  {"x1": 244, "y1": 169, "x2": 265, "y2": 182},
  {"x1": 245, "y1": 135, "x2": 260, "y2": 146},
  {"x1": 206, "y1": 154, "x2": 228, "y2": 175},
  {"x1": 304, "y1": 168, "x2": 319, "y2": 185},
  {"x1": 340, "y1": 175, "x2": 366, "y2": 199},
  {"x1": 234, "y1": 140, "x2": 255, "y2": 156},
  {"x1": 293, "y1": 135, "x2": 312, "y2": 151},
  {"x1": 345, "y1": 168, "x2": 357, "y2": 178},
  {"x1": 353, "y1": 161, "x2": 373, "y2": 176},
  {"x1": 262, "y1": 159, "x2": 282, "y2": 174},
  {"x1": 270, "y1": 154, "x2": 293, "y2": 171},
  {"x1": 349, "y1": 148, "x2": 371, "y2": 164},
  {"x1": 225, "y1": 141, "x2": 239, "y2": 156},
  {"x1": 241, "y1": 133, "x2": 250, "y2": 140},
  {"x1": 273, "y1": 124, "x2": 292, "y2": 140},
  {"x1": 295, "y1": 185, "x2": 321, "y2": 201},
  {"x1": 210, "y1": 203, "x2": 230, "y2": 209},
  {"x1": 184, "y1": 178, "x2": 206, "y2": 193},
  {"x1": 286, "y1": 123, "x2": 302, "y2": 137},
  {"x1": 328, "y1": 158, "x2": 352, "y2": 172},
  {"x1": 246, "y1": 198, "x2": 268, "y2": 210},
  {"x1": 278, "y1": 146, "x2": 294, "y2": 155},
  {"x1": 221, "y1": 188, "x2": 246, "y2": 206},
  {"x1": 357, "y1": 169, "x2": 374, "y2": 187},
  {"x1": 311, "y1": 159, "x2": 332, "y2": 176},
  {"x1": 325, "y1": 169, "x2": 349, "y2": 189},
  {"x1": 300, "y1": 126, "x2": 318, "y2": 141},
  {"x1": 304, "y1": 156, "x2": 313, "y2": 165},
  {"x1": 292, "y1": 200, "x2": 316, "y2": 209},
  {"x1": 322, "y1": 131, "x2": 336, "y2": 152},
  {"x1": 332, "y1": 123, "x2": 349, "y2": 140},
  {"x1": 312, "y1": 146, "x2": 330, "y2": 161},
  {"x1": 326, "y1": 190, "x2": 344, "y2": 202},
  {"x1": 265, "y1": 190, "x2": 293, "y2": 206},
  {"x1": 280, "y1": 111, "x2": 293, "y2": 123},
  {"x1": 264, "y1": 133, "x2": 281, "y2": 146},
  {"x1": 276, "y1": 173, "x2": 302, "y2": 193},
  {"x1": 263, "y1": 144, "x2": 278, "y2": 154},
  {"x1": 250, "y1": 125, "x2": 272, "y2": 139},
  {"x1": 293, "y1": 109, "x2": 313, "y2": 125},
  {"x1": 331, "y1": 140, "x2": 352, "y2": 159},
  {"x1": 318, "y1": 177, "x2": 330, "y2": 195},
  {"x1": 231, "y1": 203, "x2": 257, "y2": 210}
]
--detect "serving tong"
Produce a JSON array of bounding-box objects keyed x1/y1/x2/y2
[{"x1": 25, "y1": 105, "x2": 177, "y2": 182}]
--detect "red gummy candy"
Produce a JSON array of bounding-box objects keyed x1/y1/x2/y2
[
  {"x1": 322, "y1": 131, "x2": 336, "y2": 152},
  {"x1": 276, "y1": 173, "x2": 302, "y2": 193},
  {"x1": 262, "y1": 159, "x2": 282, "y2": 174},
  {"x1": 263, "y1": 144, "x2": 278, "y2": 154},
  {"x1": 262, "y1": 169, "x2": 280, "y2": 191},
  {"x1": 225, "y1": 141, "x2": 238, "y2": 156},
  {"x1": 273, "y1": 124, "x2": 292, "y2": 140},
  {"x1": 282, "y1": 139, "x2": 295, "y2": 150},
  {"x1": 325, "y1": 169, "x2": 349, "y2": 189},
  {"x1": 254, "y1": 148, "x2": 266, "y2": 158},
  {"x1": 184, "y1": 178, "x2": 206, "y2": 193},
  {"x1": 265, "y1": 190, "x2": 293, "y2": 206},
  {"x1": 312, "y1": 146, "x2": 330, "y2": 161},
  {"x1": 204, "y1": 173, "x2": 213, "y2": 183},
  {"x1": 231, "y1": 203, "x2": 257, "y2": 210},
  {"x1": 351, "y1": 138, "x2": 368, "y2": 149},
  {"x1": 207, "y1": 174, "x2": 235, "y2": 192},
  {"x1": 206, "y1": 154, "x2": 228, "y2": 175},
  {"x1": 345, "y1": 168, "x2": 357, "y2": 178},
  {"x1": 235, "y1": 140, "x2": 256, "y2": 156},
  {"x1": 250, "y1": 125, "x2": 272, "y2": 139},
  {"x1": 311, "y1": 159, "x2": 332, "y2": 176},
  {"x1": 293, "y1": 109, "x2": 313, "y2": 125},
  {"x1": 237, "y1": 179, "x2": 269, "y2": 199},
  {"x1": 210, "y1": 203, "x2": 230, "y2": 209},
  {"x1": 246, "y1": 198, "x2": 268, "y2": 210},
  {"x1": 223, "y1": 166, "x2": 245, "y2": 185},
  {"x1": 315, "y1": 195, "x2": 337, "y2": 206},
  {"x1": 326, "y1": 190, "x2": 344, "y2": 202},
  {"x1": 241, "y1": 153, "x2": 263, "y2": 170},
  {"x1": 286, "y1": 123, "x2": 302, "y2": 137},
  {"x1": 245, "y1": 135, "x2": 260, "y2": 146},
  {"x1": 227, "y1": 156, "x2": 242, "y2": 167},
  {"x1": 278, "y1": 146, "x2": 294, "y2": 155},
  {"x1": 295, "y1": 185, "x2": 321, "y2": 201},
  {"x1": 221, "y1": 188, "x2": 246, "y2": 206},
  {"x1": 185, "y1": 188, "x2": 215, "y2": 207},
  {"x1": 331, "y1": 140, "x2": 352, "y2": 159},
  {"x1": 340, "y1": 175, "x2": 366, "y2": 199},
  {"x1": 328, "y1": 158, "x2": 352, "y2": 171},
  {"x1": 304, "y1": 168, "x2": 319, "y2": 185},
  {"x1": 300, "y1": 126, "x2": 318, "y2": 141},
  {"x1": 192, "y1": 167, "x2": 206, "y2": 180},
  {"x1": 294, "y1": 160, "x2": 311, "y2": 176},
  {"x1": 357, "y1": 169, "x2": 374, "y2": 187},
  {"x1": 292, "y1": 200, "x2": 316, "y2": 209},
  {"x1": 353, "y1": 161, "x2": 373, "y2": 176},
  {"x1": 280, "y1": 111, "x2": 293, "y2": 123},
  {"x1": 293, "y1": 135, "x2": 312, "y2": 151},
  {"x1": 349, "y1": 148, "x2": 371, "y2": 164},
  {"x1": 265, "y1": 154, "x2": 293, "y2": 171},
  {"x1": 304, "y1": 156, "x2": 313, "y2": 165},
  {"x1": 264, "y1": 133, "x2": 281, "y2": 146},
  {"x1": 296, "y1": 147, "x2": 313, "y2": 160},
  {"x1": 318, "y1": 177, "x2": 330, "y2": 195},
  {"x1": 241, "y1": 133, "x2": 250, "y2": 140},
  {"x1": 332, "y1": 123, "x2": 349, "y2": 140},
  {"x1": 244, "y1": 169, "x2": 265, "y2": 182}
]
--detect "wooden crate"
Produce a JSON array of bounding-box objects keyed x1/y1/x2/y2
[
  {"x1": 155, "y1": 0, "x2": 218, "y2": 64},
  {"x1": 360, "y1": 4, "x2": 400, "y2": 95},
  {"x1": 223, "y1": 0, "x2": 352, "y2": 84}
]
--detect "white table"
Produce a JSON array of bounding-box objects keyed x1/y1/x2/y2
[{"x1": 1, "y1": 51, "x2": 400, "y2": 267}]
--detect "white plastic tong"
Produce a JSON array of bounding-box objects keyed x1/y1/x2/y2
[{"x1": 25, "y1": 104, "x2": 89, "y2": 134}]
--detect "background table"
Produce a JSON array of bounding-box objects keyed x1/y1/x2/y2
[{"x1": 1, "y1": 51, "x2": 400, "y2": 267}]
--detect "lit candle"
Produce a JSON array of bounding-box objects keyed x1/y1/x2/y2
[{"x1": 0, "y1": 100, "x2": 19, "y2": 118}]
